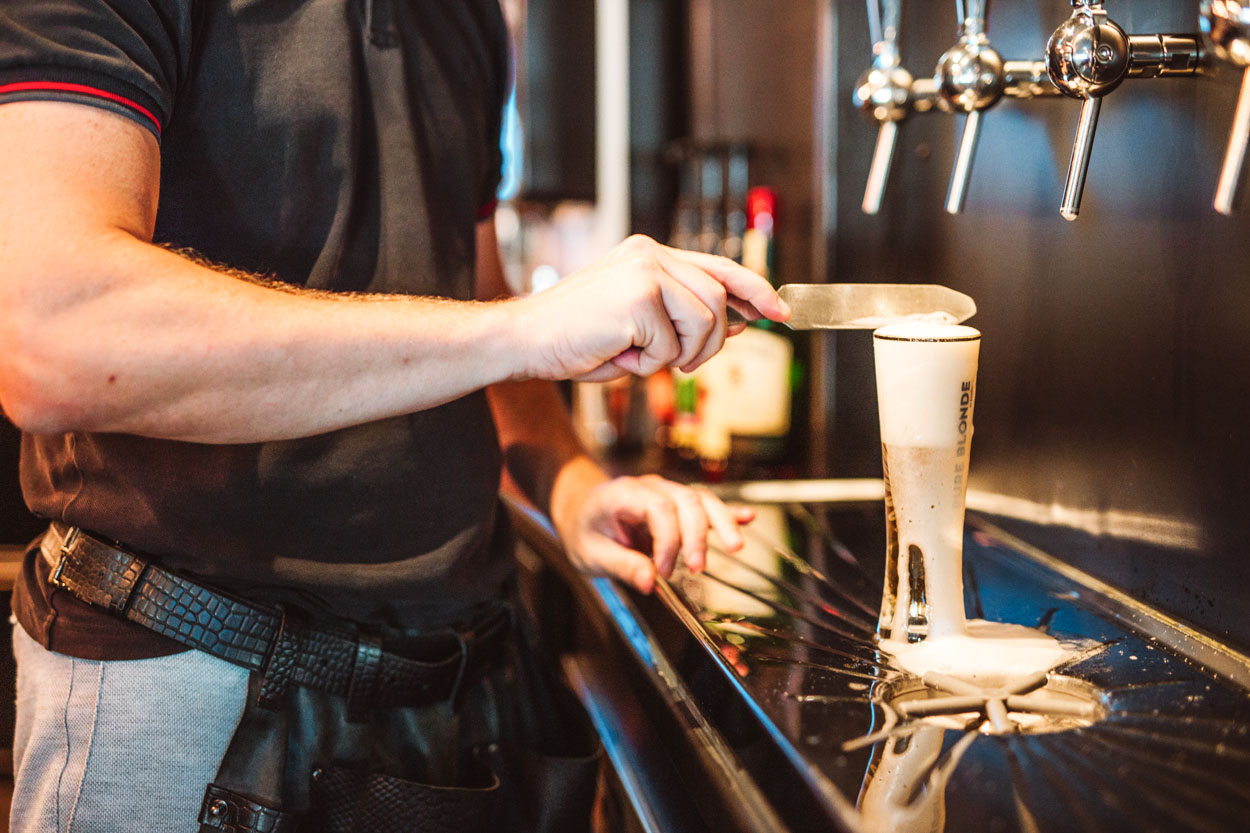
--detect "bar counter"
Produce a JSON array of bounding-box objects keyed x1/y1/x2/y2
[{"x1": 507, "y1": 485, "x2": 1250, "y2": 833}]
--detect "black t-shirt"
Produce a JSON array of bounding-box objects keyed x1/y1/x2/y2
[{"x1": 1, "y1": 0, "x2": 514, "y2": 659}]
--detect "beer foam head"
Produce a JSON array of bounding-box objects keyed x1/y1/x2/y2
[{"x1": 874, "y1": 323, "x2": 980, "y2": 447}]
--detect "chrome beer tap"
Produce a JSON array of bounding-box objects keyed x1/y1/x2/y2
[
  {"x1": 936, "y1": 0, "x2": 1004, "y2": 214},
  {"x1": 1200, "y1": 1, "x2": 1250, "y2": 214},
  {"x1": 936, "y1": 1, "x2": 1066, "y2": 214},
  {"x1": 1047, "y1": 1, "x2": 1203, "y2": 220},
  {"x1": 1046, "y1": 1, "x2": 1130, "y2": 220},
  {"x1": 854, "y1": 0, "x2": 936, "y2": 215}
]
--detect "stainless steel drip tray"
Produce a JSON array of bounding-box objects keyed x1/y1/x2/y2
[{"x1": 615, "y1": 495, "x2": 1250, "y2": 833}]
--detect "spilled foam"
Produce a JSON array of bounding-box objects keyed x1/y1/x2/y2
[{"x1": 881, "y1": 620, "x2": 1074, "y2": 688}]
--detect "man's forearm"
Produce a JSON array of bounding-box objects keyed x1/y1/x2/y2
[
  {"x1": 486, "y1": 379, "x2": 607, "y2": 519},
  {"x1": 1, "y1": 232, "x2": 523, "y2": 443},
  {"x1": 1, "y1": 102, "x2": 786, "y2": 446}
]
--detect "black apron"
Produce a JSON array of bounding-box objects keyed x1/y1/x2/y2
[{"x1": 198, "y1": 596, "x2": 602, "y2": 833}]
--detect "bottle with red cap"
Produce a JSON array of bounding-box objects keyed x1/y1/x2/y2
[{"x1": 706, "y1": 184, "x2": 801, "y2": 477}]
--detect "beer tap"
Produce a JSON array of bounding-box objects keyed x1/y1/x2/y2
[
  {"x1": 936, "y1": 0, "x2": 1004, "y2": 214},
  {"x1": 1047, "y1": 1, "x2": 1203, "y2": 220},
  {"x1": 854, "y1": 0, "x2": 934, "y2": 215},
  {"x1": 1200, "y1": 1, "x2": 1250, "y2": 214},
  {"x1": 1046, "y1": 1, "x2": 1129, "y2": 220}
]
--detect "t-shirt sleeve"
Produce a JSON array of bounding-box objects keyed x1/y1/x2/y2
[{"x1": 0, "y1": 0, "x2": 194, "y2": 140}]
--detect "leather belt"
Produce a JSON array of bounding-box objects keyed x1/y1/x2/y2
[{"x1": 42, "y1": 523, "x2": 510, "y2": 720}]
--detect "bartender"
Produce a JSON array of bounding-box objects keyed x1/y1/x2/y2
[{"x1": 0, "y1": 0, "x2": 788, "y2": 830}]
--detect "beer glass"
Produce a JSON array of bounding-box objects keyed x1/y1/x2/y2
[{"x1": 873, "y1": 323, "x2": 980, "y2": 644}]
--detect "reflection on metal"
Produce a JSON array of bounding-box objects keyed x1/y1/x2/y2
[
  {"x1": 855, "y1": 0, "x2": 943, "y2": 214},
  {"x1": 697, "y1": 505, "x2": 787, "y2": 620},
  {"x1": 562, "y1": 657, "x2": 667, "y2": 833},
  {"x1": 889, "y1": 671, "x2": 1103, "y2": 732},
  {"x1": 596, "y1": 576, "x2": 659, "y2": 670},
  {"x1": 594, "y1": 578, "x2": 793, "y2": 833},
  {"x1": 858, "y1": 725, "x2": 976, "y2": 833},
  {"x1": 662, "y1": 502, "x2": 1250, "y2": 832},
  {"x1": 968, "y1": 516, "x2": 1250, "y2": 691},
  {"x1": 964, "y1": 489, "x2": 1206, "y2": 551},
  {"x1": 712, "y1": 479, "x2": 1205, "y2": 553}
]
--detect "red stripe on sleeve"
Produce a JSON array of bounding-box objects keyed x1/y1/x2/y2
[
  {"x1": 0, "y1": 81, "x2": 161, "y2": 135},
  {"x1": 476, "y1": 199, "x2": 499, "y2": 221}
]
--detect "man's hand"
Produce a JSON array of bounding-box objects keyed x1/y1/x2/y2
[
  {"x1": 550, "y1": 457, "x2": 754, "y2": 594},
  {"x1": 480, "y1": 224, "x2": 758, "y2": 596},
  {"x1": 510, "y1": 234, "x2": 790, "y2": 384}
]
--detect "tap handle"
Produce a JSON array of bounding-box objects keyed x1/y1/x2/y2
[
  {"x1": 868, "y1": 0, "x2": 903, "y2": 61},
  {"x1": 945, "y1": 111, "x2": 983, "y2": 214},
  {"x1": 1047, "y1": 1, "x2": 1127, "y2": 219},
  {"x1": 1202, "y1": 0, "x2": 1250, "y2": 214},
  {"x1": 858, "y1": 0, "x2": 910, "y2": 215},
  {"x1": 1215, "y1": 68, "x2": 1250, "y2": 215},
  {"x1": 863, "y1": 121, "x2": 900, "y2": 215},
  {"x1": 1061, "y1": 96, "x2": 1102, "y2": 220},
  {"x1": 937, "y1": 0, "x2": 1000, "y2": 213},
  {"x1": 960, "y1": 0, "x2": 988, "y2": 31}
]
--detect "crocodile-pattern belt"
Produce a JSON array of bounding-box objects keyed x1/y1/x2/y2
[{"x1": 43, "y1": 523, "x2": 510, "y2": 719}]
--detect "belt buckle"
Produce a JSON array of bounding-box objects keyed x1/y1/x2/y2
[
  {"x1": 48, "y1": 527, "x2": 82, "y2": 590},
  {"x1": 48, "y1": 526, "x2": 147, "y2": 614}
]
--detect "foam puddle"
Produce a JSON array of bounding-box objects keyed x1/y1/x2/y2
[{"x1": 881, "y1": 620, "x2": 1074, "y2": 688}]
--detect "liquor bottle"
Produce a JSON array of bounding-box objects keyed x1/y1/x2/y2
[
  {"x1": 660, "y1": 148, "x2": 704, "y2": 466},
  {"x1": 731, "y1": 186, "x2": 802, "y2": 475},
  {"x1": 741, "y1": 186, "x2": 775, "y2": 281},
  {"x1": 678, "y1": 185, "x2": 797, "y2": 479}
]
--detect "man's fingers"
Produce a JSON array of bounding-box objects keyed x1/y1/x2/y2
[
  {"x1": 651, "y1": 274, "x2": 717, "y2": 371},
  {"x1": 574, "y1": 476, "x2": 755, "y2": 592},
  {"x1": 608, "y1": 482, "x2": 681, "y2": 572},
  {"x1": 644, "y1": 477, "x2": 710, "y2": 576},
  {"x1": 581, "y1": 536, "x2": 658, "y2": 594},
  {"x1": 652, "y1": 250, "x2": 728, "y2": 372},
  {"x1": 697, "y1": 490, "x2": 747, "y2": 556},
  {"x1": 726, "y1": 295, "x2": 762, "y2": 323},
  {"x1": 574, "y1": 362, "x2": 631, "y2": 383},
  {"x1": 667, "y1": 247, "x2": 790, "y2": 323},
  {"x1": 629, "y1": 280, "x2": 686, "y2": 375},
  {"x1": 521, "y1": 234, "x2": 787, "y2": 382}
]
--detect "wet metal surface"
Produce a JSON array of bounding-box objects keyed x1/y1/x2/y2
[{"x1": 653, "y1": 501, "x2": 1250, "y2": 833}]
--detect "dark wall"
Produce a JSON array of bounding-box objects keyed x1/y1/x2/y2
[
  {"x1": 518, "y1": 0, "x2": 597, "y2": 202},
  {"x1": 629, "y1": 0, "x2": 688, "y2": 242},
  {"x1": 827, "y1": 1, "x2": 1250, "y2": 652}
]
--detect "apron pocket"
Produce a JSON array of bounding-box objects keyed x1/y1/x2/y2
[
  {"x1": 520, "y1": 746, "x2": 603, "y2": 833},
  {"x1": 307, "y1": 760, "x2": 499, "y2": 833}
]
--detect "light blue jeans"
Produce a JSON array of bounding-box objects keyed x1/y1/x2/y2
[{"x1": 11, "y1": 622, "x2": 249, "y2": 833}]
